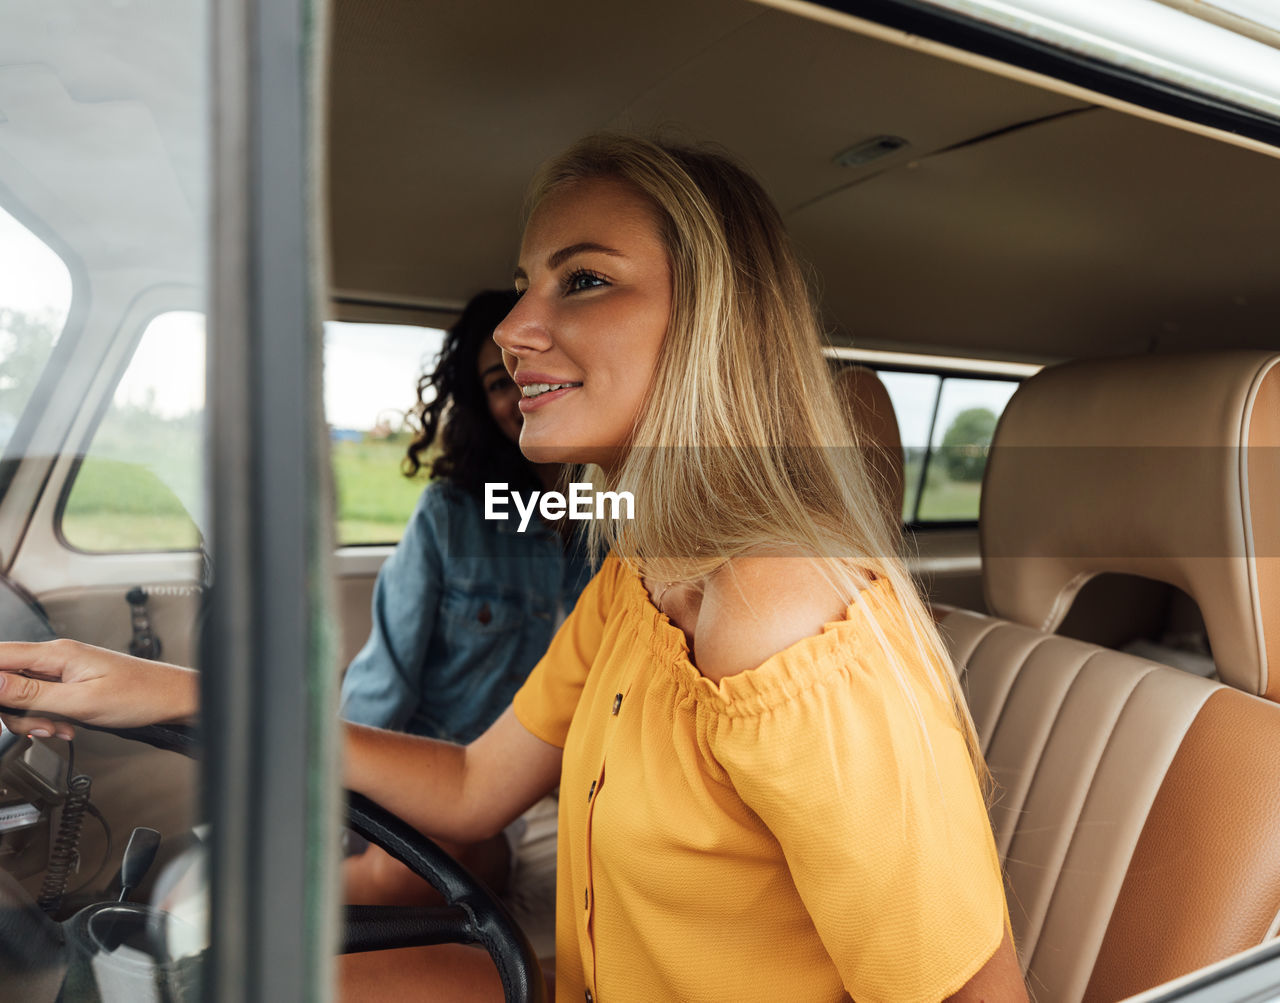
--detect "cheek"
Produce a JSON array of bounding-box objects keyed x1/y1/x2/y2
[
  {"x1": 632, "y1": 294, "x2": 670, "y2": 374},
  {"x1": 631, "y1": 317, "x2": 667, "y2": 396},
  {"x1": 490, "y1": 390, "x2": 522, "y2": 427}
]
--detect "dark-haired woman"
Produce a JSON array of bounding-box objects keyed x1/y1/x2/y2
[{"x1": 340, "y1": 289, "x2": 590, "y2": 962}]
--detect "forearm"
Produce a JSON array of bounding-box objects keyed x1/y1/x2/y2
[
  {"x1": 0, "y1": 640, "x2": 200, "y2": 733},
  {"x1": 343, "y1": 722, "x2": 481, "y2": 843},
  {"x1": 342, "y1": 707, "x2": 562, "y2": 845},
  {"x1": 156, "y1": 662, "x2": 201, "y2": 724}
]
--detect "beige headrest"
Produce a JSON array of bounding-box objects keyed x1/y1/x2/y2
[
  {"x1": 982, "y1": 351, "x2": 1280, "y2": 699},
  {"x1": 834, "y1": 364, "x2": 905, "y2": 527}
]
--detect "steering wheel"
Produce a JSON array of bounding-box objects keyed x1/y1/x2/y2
[
  {"x1": 345, "y1": 791, "x2": 546, "y2": 1001},
  {"x1": 0, "y1": 718, "x2": 547, "y2": 1003}
]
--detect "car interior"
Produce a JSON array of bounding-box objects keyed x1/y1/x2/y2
[{"x1": 2, "y1": 0, "x2": 1280, "y2": 999}]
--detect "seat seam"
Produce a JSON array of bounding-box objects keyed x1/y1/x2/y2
[
  {"x1": 980, "y1": 626, "x2": 1055, "y2": 762},
  {"x1": 991, "y1": 637, "x2": 1094, "y2": 864},
  {"x1": 1071, "y1": 674, "x2": 1219, "y2": 1002},
  {"x1": 947, "y1": 613, "x2": 1003, "y2": 689},
  {"x1": 1022, "y1": 663, "x2": 1159, "y2": 982}
]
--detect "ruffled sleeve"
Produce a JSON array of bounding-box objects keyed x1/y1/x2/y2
[
  {"x1": 704, "y1": 597, "x2": 1006, "y2": 1003},
  {"x1": 513, "y1": 556, "x2": 622, "y2": 748}
]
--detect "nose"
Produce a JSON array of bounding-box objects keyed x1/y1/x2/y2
[{"x1": 493, "y1": 293, "x2": 552, "y2": 363}]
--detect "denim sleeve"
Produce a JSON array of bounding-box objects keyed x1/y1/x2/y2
[{"x1": 339, "y1": 485, "x2": 445, "y2": 730}]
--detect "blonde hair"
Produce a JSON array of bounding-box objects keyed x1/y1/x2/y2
[{"x1": 528, "y1": 134, "x2": 987, "y2": 784}]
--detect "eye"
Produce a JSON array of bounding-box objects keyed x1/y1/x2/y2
[
  {"x1": 563, "y1": 268, "x2": 608, "y2": 294},
  {"x1": 486, "y1": 375, "x2": 514, "y2": 395}
]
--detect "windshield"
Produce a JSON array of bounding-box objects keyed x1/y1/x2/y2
[
  {"x1": 0, "y1": 207, "x2": 72, "y2": 458},
  {"x1": 0, "y1": 0, "x2": 210, "y2": 997}
]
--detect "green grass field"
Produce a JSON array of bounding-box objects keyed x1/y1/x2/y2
[
  {"x1": 61, "y1": 433, "x2": 984, "y2": 551},
  {"x1": 62, "y1": 437, "x2": 426, "y2": 552},
  {"x1": 901, "y1": 454, "x2": 983, "y2": 522},
  {"x1": 62, "y1": 458, "x2": 202, "y2": 551},
  {"x1": 330, "y1": 438, "x2": 426, "y2": 544},
  {"x1": 915, "y1": 478, "x2": 982, "y2": 521}
]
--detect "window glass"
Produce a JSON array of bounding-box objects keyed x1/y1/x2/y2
[
  {"x1": 917, "y1": 377, "x2": 1019, "y2": 522},
  {"x1": 62, "y1": 312, "x2": 205, "y2": 551},
  {"x1": 1, "y1": 0, "x2": 213, "y2": 990},
  {"x1": 324, "y1": 321, "x2": 446, "y2": 544},
  {"x1": 875, "y1": 369, "x2": 1019, "y2": 523},
  {"x1": 877, "y1": 371, "x2": 942, "y2": 523},
  {"x1": 0, "y1": 206, "x2": 72, "y2": 454}
]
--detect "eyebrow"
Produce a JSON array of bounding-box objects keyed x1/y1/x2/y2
[
  {"x1": 512, "y1": 241, "x2": 625, "y2": 282},
  {"x1": 480, "y1": 362, "x2": 508, "y2": 380}
]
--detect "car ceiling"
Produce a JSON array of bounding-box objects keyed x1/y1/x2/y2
[{"x1": 326, "y1": 0, "x2": 1280, "y2": 363}]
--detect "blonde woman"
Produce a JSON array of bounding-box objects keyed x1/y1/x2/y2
[{"x1": 0, "y1": 135, "x2": 1024, "y2": 1002}]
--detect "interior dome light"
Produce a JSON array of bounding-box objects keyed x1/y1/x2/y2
[{"x1": 832, "y1": 135, "x2": 909, "y2": 167}]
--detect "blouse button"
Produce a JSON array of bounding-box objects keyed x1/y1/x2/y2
[
  {"x1": 611, "y1": 693, "x2": 622, "y2": 715},
  {"x1": 587, "y1": 780, "x2": 597, "y2": 802},
  {"x1": 585, "y1": 992, "x2": 594, "y2": 1003}
]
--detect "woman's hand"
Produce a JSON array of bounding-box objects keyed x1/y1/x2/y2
[{"x1": 0, "y1": 639, "x2": 199, "y2": 739}]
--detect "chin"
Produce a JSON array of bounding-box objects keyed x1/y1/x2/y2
[
  {"x1": 518, "y1": 436, "x2": 619, "y2": 469},
  {"x1": 518, "y1": 442, "x2": 569, "y2": 465}
]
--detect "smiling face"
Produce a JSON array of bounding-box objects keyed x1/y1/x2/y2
[
  {"x1": 493, "y1": 176, "x2": 672, "y2": 469},
  {"x1": 476, "y1": 339, "x2": 522, "y2": 445}
]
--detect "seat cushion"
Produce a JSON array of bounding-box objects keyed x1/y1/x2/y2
[{"x1": 942, "y1": 607, "x2": 1280, "y2": 1001}]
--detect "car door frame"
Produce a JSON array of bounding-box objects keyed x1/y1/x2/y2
[{"x1": 200, "y1": 0, "x2": 340, "y2": 1000}]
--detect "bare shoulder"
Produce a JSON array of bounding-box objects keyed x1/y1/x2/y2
[{"x1": 694, "y1": 555, "x2": 853, "y2": 684}]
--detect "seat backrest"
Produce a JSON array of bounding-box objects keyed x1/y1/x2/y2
[
  {"x1": 833, "y1": 363, "x2": 904, "y2": 525},
  {"x1": 939, "y1": 351, "x2": 1280, "y2": 1002}
]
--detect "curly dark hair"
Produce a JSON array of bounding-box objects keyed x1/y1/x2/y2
[{"x1": 403, "y1": 289, "x2": 541, "y2": 500}]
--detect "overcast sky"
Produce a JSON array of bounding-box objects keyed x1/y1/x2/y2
[
  {"x1": 322, "y1": 322, "x2": 445, "y2": 430},
  {"x1": 880, "y1": 371, "x2": 1018, "y2": 449},
  {"x1": 0, "y1": 206, "x2": 71, "y2": 323},
  {"x1": 84, "y1": 316, "x2": 443, "y2": 429}
]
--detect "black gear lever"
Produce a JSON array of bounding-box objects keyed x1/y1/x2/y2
[{"x1": 118, "y1": 826, "x2": 161, "y2": 902}]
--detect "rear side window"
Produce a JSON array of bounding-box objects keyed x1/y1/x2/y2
[
  {"x1": 876, "y1": 370, "x2": 1020, "y2": 524},
  {"x1": 324, "y1": 321, "x2": 445, "y2": 545},
  {"x1": 61, "y1": 316, "x2": 452, "y2": 551}
]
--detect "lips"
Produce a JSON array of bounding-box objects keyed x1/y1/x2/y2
[
  {"x1": 521, "y1": 381, "x2": 581, "y2": 399},
  {"x1": 514, "y1": 372, "x2": 583, "y2": 412},
  {"x1": 517, "y1": 383, "x2": 579, "y2": 412}
]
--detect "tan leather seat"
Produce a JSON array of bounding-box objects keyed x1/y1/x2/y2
[
  {"x1": 937, "y1": 351, "x2": 1280, "y2": 1002},
  {"x1": 833, "y1": 363, "x2": 904, "y2": 525}
]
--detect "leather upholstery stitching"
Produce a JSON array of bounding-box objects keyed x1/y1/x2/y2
[
  {"x1": 961, "y1": 618, "x2": 1046, "y2": 758},
  {"x1": 1240, "y1": 358, "x2": 1280, "y2": 698},
  {"x1": 1022, "y1": 664, "x2": 1158, "y2": 980},
  {"x1": 988, "y1": 631, "x2": 1092, "y2": 863},
  {"x1": 945, "y1": 611, "x2": 1002, "y2": 681}
]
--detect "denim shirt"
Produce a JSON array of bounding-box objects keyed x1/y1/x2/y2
[{"x1": 340, "y1": 480, "x2": 593, "y2": 744}]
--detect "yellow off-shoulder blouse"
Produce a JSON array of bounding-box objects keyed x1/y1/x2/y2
[{"x1": 513, "y1": 557, "x2": 1006, "y2": 1003}]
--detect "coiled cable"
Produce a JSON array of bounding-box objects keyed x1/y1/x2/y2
[{"x1": 37, "y1": 772, "x2": 92, "y2": 915}]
